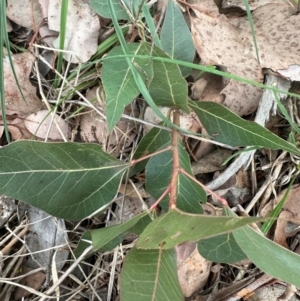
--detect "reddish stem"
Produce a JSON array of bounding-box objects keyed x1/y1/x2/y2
[
  {"x1": 130, "y1": 145, "x2": 172, "y2": 166},
  {"x1": 179, "y1": 168, "x2": 228, "y2": 207},
  {"x1": 150, "y1": 186, "x2": 171, "y2": 210},
  {"x1": 169, "y1": 110, "x2": 180, "y2": 209}
]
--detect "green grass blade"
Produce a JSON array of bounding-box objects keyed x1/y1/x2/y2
[
  {"x1": 54, "y1": 0, "x2": 69, "y2": 88},
  {"x1": 243, "y1": 0, "x2": 260, "y2": 64},
  {"x1": 260, "y1": 178, "x2": 295, "y2": 235},
  {"x1": 100, "y1": 54, "x2": 300, "y2": 100},
  {"x1": 273, "y1": 91, "x2": 300, "y2": 135},
  {"x1": 0, "y1": 3, "x2": 11, "y2": 142},
  {"x1": 142, "y1": 3, "x2": 162, "y2": 48}
]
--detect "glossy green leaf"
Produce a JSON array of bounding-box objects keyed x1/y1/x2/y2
[
  {"x1": 120, "y1": 248, "x2": 183, "y2": 301},
  {"x1": 102, "y1": 43, "x2": 153, "y2": 130},
  {"x1": 189, "y1": 101, "x2": 300, "y2": 155},
  {"x1": 160, "y1": 0, "x2": 195, "y2": 77},
  {"x1": 0, "y1": 141, "x2": 128, "y2": 220},
  {"x1": 149, "y1": 46, "x2": 189, "y2": 112},
  {"x1": 233, "y1": 225, "x2": 300, "y2": 287},
  {"x1": 90, "y1": 0, "x2": 143, "y2": 20},
  {"x1": 145, "y1": 141, "x2": 205, "y2": 213},
  {"x1": 130, "y1": 125, "x2": 171, "y2": 176},
  {"x1": 198, "y1": 233, "x2": 247, "y2": 263},
  {"x1": 136, "y1": 208, "x2": 266, "y2": 249},
  {"x1": 91, "y1": 212, "x2": 151, "y2": 251}
]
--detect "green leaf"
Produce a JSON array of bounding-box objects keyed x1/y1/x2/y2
[
  {"x1": 233, "y1": 225, "x2": 300, "y2": 287},
  {"x1": 0, "y1": 141, "x2": 128, "y2": 220},
  {"x1": 149, "y1": 46, "x2": 189, "y2": 112},
  {"x1": 91, "y1": 212, "x2": 151, "y2": 252},
  {"x1": 121, "y1": 0, "x2": 144, "y2": 17},
  {"x1": 145, "y1": 141, "x2": 205, "y2": 213},
  {"x1": 130, "y1": 125, "x2": 171, "y2": 176},
  {"x1": 136, "y1": 208, "x2": 267, "y2": 249},
  {"x1": 189, "y1": 101, "x2": 300, "y2": 155},
  {"x1": 90, "y1": 0, "x2": 136, "y2": 20},
  {"x1": 102, "y1": 43, "x2": 153, "y2": 130},
  {"x1": 160, "y1": 0, "x2": 195, "y2": 77},
  {"x1": 120, "y1": 248, "x2": 183, "y2": 301},
  {"x1": 73, "y1": 231, "x2": 93, "y2": 259},
  {"x1": 198, "y1": 233, "x2": 247, "y2": 263}
]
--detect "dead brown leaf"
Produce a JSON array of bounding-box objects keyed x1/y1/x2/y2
[
  {"x1": 24, "y1": 110, "x2": 70, "y2": 140},
  {"x1": 6, "y1": 0, "x2": 43, "y2": 29},
  {"x1": 48, "y1": 0, "x2": 100, "y2": 63},
  {"x1": 222, "y1": 0, "x2": 287, "y2": 10},
  {"x1": 189, "y1": 0, "x2": 300, "y2": 116},
  {"x1": 177, "y1": 243, "x2": 212, "y2": 298},
  {"x1": 261, "y1": 185, "x2": 300, "y2": 250},
  {"x1": 192, "y1": 148, "x2": 233, "y2": 174},
  {"x1": 3, "y1": 52, "x2": 42, "y2": 116},
  {"x1": 14, "y1": 266, "x2": 46, "y2": 300},
  {"x1": 190, "y1": 2, "x2": 263, "y2": 116}
]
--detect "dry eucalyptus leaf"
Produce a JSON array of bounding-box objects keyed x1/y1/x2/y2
[
  {"x1": 232, "y1": 3, "x2": 300, "y2": 73},
  {"x1": 190, "y1": 5, "x2": 263, "y2": 116},
  {"x1": 0, "y1": 196, "x2": 16, "y2": 228},
  {"x1": 24, "y1": 110, "x2": 70, "y2": 140},
  {"x1": 191, "y1": 78, "x2": 208, "y2": 100},
  {"x1": 222, "y1": 0, "x2": 286, "y2": 10},
  {"x1": 190, "y1": 0, "x2": 300, "y2": 116},
  {"x1": 278, "y1": 64, "x2": 300, "y2": 81},
  {"x1": 119, "y1": 183, "x2": 150, "y2": 199},
  {"x1": 6, "y1": 0, "x2": 43, "y2": 29},
  {"x1": 48, "y1": 0, "x2": 100, "y2": 63},
  {"x1": 80, "y1": 109, "x2": 137, "y2": 157},
  {"x1": 144, "y1": 106, "x2": 201, "y2": 134},
  {"x1": 18, "y1": 203, "x2": 69, "y2": 272},
  {"x1": 192, "y1": 148, "x2": 233, "y2": 175},
  {"x1": 177, "y1": 245, "x2": 212, "y2": 298},
  {"x1": 7, "y1": 117, "x2": 33, "y2": 141},
  {"x1": 39, "y1": 24, "x2": 57, "y2": 48},
  {"x1": 14, "y1": 267, "x2": 46, "y2": 300},
  {"x1": 248, "y1": 283, "x2": 298, "y2": 301},
  {"x1": 261, "y1": 185, "x2": 300, "y2": 250},
  {"x1": 3, "y1": 52, "x2": 42, "y2": 116},
  {"x1": 39, "y1": 0, "x2": 49, "y2": 19},
  {"x1": 274, "y1": 210, "x2": 294, "y2": 249},
  {"x1": 80, "y1": 84, "x2": 137, "y2": 157}
]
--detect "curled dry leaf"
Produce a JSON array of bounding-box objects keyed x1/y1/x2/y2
[
  {"x1": 14, "y1": 267, "x2": 46, "y2": 300},
  {"x1": 235, "y1": 3, "x2": 300, "y2": 73},
  {"x1": 80, "y1": 109, "x2": 138, "y2": 157},
  {"x1": 6, "y1": 0, "x2": 43, "y2": 29},
  {"x1": 190, "y1": 1, "x2": 300, "y2": 115},
  {"x1": 3, "y1": 52, "x2": 42, "y2": 116},
  {"x1": 0, "y1": 195, "x2": 16, "y2": 228},
  {"x1": 222, "y1": 0, "x2": 286, "y2": 10},
  {"x1": 80, "y1": 88, "x2": 138, "y2": 157},
  {"x1": 48, "y1": 0, "x2": 100, "y2": 63},
  {"x1": 192, "y1": 148, "x2": 233, "y2": 175},
  {"x1": 143, "y1": 106, "x2": 201, "y2": 134},
  {"x1": 190, "y1": 2, "x2": 263, "y2": 116},
  {"x1": 24, "y1": 110, "x2": 70, "y2": 140},
  {"x1": 177, "y1": 243, "x2": 212, "y2": 298},
  {"x1": 261, "y1": 185, "x2": 300, "y2": 249},
  {"x1": 248, "y1": 283, "x2": 298, "y2": 301},
  {"x1": 39, "y1": 24, "x2": 58, "y2": 49},
  {"x1": 5, "y1": 117, "x2": 34, "y2": 141}
]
